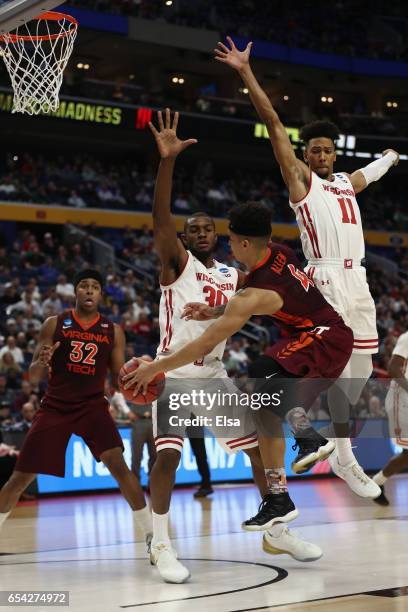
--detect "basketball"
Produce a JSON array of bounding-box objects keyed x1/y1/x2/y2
[{"x1": 119, "y1": 357, "x2": 165, "y2": 404}]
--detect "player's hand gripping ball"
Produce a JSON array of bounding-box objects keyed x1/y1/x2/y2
[{"x1": 119, "y1": 357, "x2": 165, "y2": 404}]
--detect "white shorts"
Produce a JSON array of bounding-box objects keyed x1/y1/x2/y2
[
  {"x1": 306, "y1": 262, "x2": 378, "y2": 354},
  {"x1": 152, "y1": 374, "x2": 258, "y2": 455},
  {"x1": 385, "y1": 385, "x2": 408, "y2": 449}
]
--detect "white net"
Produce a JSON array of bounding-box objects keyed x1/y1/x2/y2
[{"x1": 0, "y1": 12, "x2": 77, "y2": 115}]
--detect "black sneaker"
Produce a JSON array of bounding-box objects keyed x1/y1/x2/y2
[
  {"x1": 291, "y1": 428, "x2": 335, "y2": 474},
  {"x1": 194, "y1": 485, "x2": 214, "y2": 498},
  {"x1": 241, "y1": 493, "x2": 299, "y2": 531},
  {"x1": 373, "y1": 485, "x2": 390, "y2": 506}
]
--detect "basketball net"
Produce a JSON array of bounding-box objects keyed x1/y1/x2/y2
[{"x1": 0, "y1": 11, "x2": 78, "y2": 115}]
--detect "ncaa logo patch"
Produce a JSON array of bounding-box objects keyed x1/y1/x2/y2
[
  {"x1": 63, "y1": 319, "x2": 72, "y2": 326},
  {"x1": 219, "y1": 267, "x2": 231, "y2": 275}
]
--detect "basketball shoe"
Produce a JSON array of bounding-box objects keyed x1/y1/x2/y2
[
  {"x1": 291, "y1": 428, "x2": 335, "y2": 474},
  {"x1": 242, "y1": 493, "x2": 299, "y2": 531},
  {"x1": 150, "y1": 542, "x2": 190, "y2": 583},
  {"x1": 263, "y1": 526, "x2": 323, "y2": 562},
  {"x1": 372, "y1": 485, "x2": 390, "y2": 506},
  {"x1": 328, "y1": 450, "x2": 381, "y2": 498}
]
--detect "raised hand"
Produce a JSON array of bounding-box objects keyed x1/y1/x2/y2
[
  {"x1": 214, "y1": 36, "x2": 253, "y2": 72},
  {"x1": 148, "y1": 108, "x2": 197, "y2": 159},
  {"x1": 181, "y1": 302, "x2": 217, "y2": 321},
  {"x1": 37, "y1": 341, "x2": 60, "y2": 367}
]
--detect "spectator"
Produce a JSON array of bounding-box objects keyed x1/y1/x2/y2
[
  {"x1": 56, "y1": 274, "x2": 75, "y2": 300},
  {"x1": 0, "y1": 336, "x2": 24, "y2": 365},
  {"x1": 42, "y1": 287, "x2": 63, "y2": 317}
]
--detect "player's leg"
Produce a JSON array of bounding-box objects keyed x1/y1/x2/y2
[
  {"x1": 0, "y1": 406, "x2": 71, "y2": 536},
  {"x1": 78, "y1": 401, "x2": 153, "y2": 544},
  {"x1": 188, "y1": 432, "x2": 213, "y2": 497},
  {"x1": 372, "y1": 450, "x2": 408, "y2": 506},
  {"x1": 327, "y1": 353, "x2": 380, "y2": 498},
  {"x1": 242, "y1": 410, "x2": 298, "y2": 530},
  {"x1": 148, "y1": 442, "x2": 190, "y2": 583},
  {"x1": 0, "y1": 470, "x2": 37, "y2": 531},
  {"x1": 249, "y1": 355, "x2": 334, "y2": 474}
]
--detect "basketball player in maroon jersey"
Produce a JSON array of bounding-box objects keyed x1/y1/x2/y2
[
  {"x1": 0, "y1": 270, "x2": 152, "y2": 546},
  {"x1": 124, "y1": 201, "x2": 354, "y2": 529},
  {"x1": 214, "y1": 37, "x2": 400, "y2": 499}
]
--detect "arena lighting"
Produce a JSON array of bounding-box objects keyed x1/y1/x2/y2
[
  {"x1": 321, "y1": 96, "x2": 327, "y2": 102},
  {"x1": 327, "y1": 96, "x2": 334, "y2": 103},
  {"x1": 283, "y1": 95, "x2": 289, "y2": 101},
  {"x1": 165, "y1": 0, "x2": 173, "y2": 5},
  {"x1": 76, "y1": 62, "x2": 83, "y2": 69}
]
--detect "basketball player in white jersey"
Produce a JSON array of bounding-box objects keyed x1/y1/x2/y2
[
  {"x1": 215, "y1": 36, "x2": 400, "y2": 498},
  {"x1": 372, "y1": 330, "x2": 408, "y2": 505},
  {"x1": 144, "y1": 109, "x2": 322, "y2": 583}
]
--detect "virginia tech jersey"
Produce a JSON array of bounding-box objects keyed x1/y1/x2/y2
[
  {"x1": 45, "y1": 310, "x2": 114, "y2": 407},
  {"x1": 243, "y1": 243, "x2": 343, "y2": 334},
  {"x1": 158, "y1": 251, "x2": 238, "y2": 377},
  {"x1": 290, "y1": 171, "x2": 365, "y2": 261}
]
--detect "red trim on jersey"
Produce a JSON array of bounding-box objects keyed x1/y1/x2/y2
[
  {"x1": 353, "y1": 338, "x2": 378, "y2": 343},
  {"x1": 161, "y1": 289, "x2": 174, "y2": 353},
  {"x1": 71, "y1": 309, "x2": 100, "y2": 331},
  {"x1": 299, "y1": 206, "x2": 319, "y2": 258},
  {"x1": 290, "y1": 170, "x2": 312, "y2": 205},
  {"x1": 304, "y1": 203, "x2": 322, "y2": 258},
  {"x1": 251, "y1": 247, "x2": 272, "y2": 272}
]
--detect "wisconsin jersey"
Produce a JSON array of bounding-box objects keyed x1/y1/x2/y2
[
  {"x1": 385, "y1": 331, "x2": 408, "y2": 447},
  {"x1": 290, "y1": 171, "x2": 364, "y2": 261},
  {"x1": 157, "y1": 251, "x2": 238, "y2": 378},
  {"x1": 45, "y1": 309, "x2": 114, "y2": 407}
]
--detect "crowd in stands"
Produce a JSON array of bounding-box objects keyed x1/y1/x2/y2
[
  {"x1": 0, "y1": 152, "x2": 406, "y2": 232},
  {"x1": 0, "y1": 217, "x2": 406, "y2": 432},
  {"x1": 67, "y1": 0, "x2": 408, "y2": 62}
]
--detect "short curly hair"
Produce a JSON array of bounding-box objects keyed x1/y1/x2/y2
[{"x1": 300, "y1": 120, "x2": 339, "y2": 146}]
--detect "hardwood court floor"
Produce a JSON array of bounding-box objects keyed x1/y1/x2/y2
[{"x1": 1, "y1": 475, "x2": 408, "y2": 611}]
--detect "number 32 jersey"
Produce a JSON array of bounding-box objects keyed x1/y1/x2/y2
[
  {"x1": 157, "y1": 251, "x2": 238, "y2": 378},
  {"x1": 45, "y1": 309, "x2": 114, "y2": 408}
]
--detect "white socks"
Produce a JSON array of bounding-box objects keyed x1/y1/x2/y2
[
  {"x1": 0, "y1": 511, "x2": 10, "y2": 529},
  {"x1": 373, "y1": 470, "x2": 387, "y2": 486},
  {"x1": 334, "y1": 438, "x2": 356, "y2": 466},
  {"x1": 133, "y1": 505, "x2": 152, "y2": 538},
  {"x1": 152, "y1": 511, "x2": 170, "y2": 546}
]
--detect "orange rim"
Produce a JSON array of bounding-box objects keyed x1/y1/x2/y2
[{"x1": 0, "y1": 12, "x2": 77, "y2": 42}]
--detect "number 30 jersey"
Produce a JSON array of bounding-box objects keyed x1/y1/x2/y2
[
  {"x1": 45, "y1": 309, "x2": 114, "y2": 408},
  {"x1": 290, "y1": 171, "x2": 365, "y2": 261},
  {"x1": 157, "y1": 251, "x2": 238, "y2": 378}
]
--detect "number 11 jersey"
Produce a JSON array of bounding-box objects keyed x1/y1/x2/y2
[
  {"x1": 157, "y1": 251, "x2": 238, "y2": 378},
  {"x1": 290, "y1": 171, "x2": 364, "y2": 261}
]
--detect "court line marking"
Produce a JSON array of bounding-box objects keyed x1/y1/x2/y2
[
  {"x1": 119, "y1": 559, "x2": 288, "y2": 608},
  {"x1": 228, "y1": 584, "x2": 408, "y2": 611},
  {"x1": 0, "y1": 516, "x2": 404, "y2": 558}
]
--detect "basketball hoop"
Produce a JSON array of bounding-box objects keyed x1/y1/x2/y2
[{"x1": 0, "y1": 11, "x2": 78, "y2": 115}]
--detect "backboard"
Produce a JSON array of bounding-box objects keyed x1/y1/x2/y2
[{"x1": 0, "y1": 0, "x2": 62, "y2": 34}]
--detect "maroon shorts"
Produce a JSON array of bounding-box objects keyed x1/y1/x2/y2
[
  {"x1": 16, "y1": 396, "x2": 124, "y2": 477},
  {"x1": 267, "y1": 321, "x2": 354, "y2": 379}
]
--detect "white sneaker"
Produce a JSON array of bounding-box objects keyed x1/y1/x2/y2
[
  {"x1": 263, "y1": 527, "x2": 323, "y2": 562},
  {"x1": 150, "y1": 542, "x2": 190, "y2": 583},
  {"x1": 329, "y1": 451, "x2": 381, "y2": 499}
]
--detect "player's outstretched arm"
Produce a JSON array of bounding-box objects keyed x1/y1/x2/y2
[
  {"x1": 149, "y1": 108, "x2": 198, "y2": 284},
  {"x1": 123, "y1": 288, "x2": 282, "y2": 392},
  {"x1": 29, "y1": 317, "x2": 59, "y2": 385},
  {"x1": 214, "y1": 37, "x2": 308, "y2": 201},
  {"x1": 349, "y1": 149, "x2": 400, "y2": 194}
]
